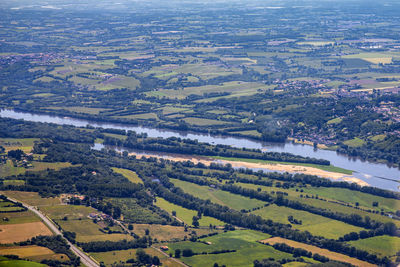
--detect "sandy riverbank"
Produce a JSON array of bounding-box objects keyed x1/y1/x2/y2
[{"x1": 128, "y1": 152, "x2": 369, "y2": 187}]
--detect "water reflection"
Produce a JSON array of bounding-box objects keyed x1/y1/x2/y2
[{"x1": 1, "y1": 109, "x2": 399, "y2": 191}]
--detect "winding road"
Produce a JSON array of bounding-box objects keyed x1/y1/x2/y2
[{"x1": 6, "y1": 197, "x2": 99, "y2": 267}]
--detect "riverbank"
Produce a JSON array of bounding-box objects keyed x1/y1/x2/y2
[
  {"x1": 2, "y1": 109, "x2": 398, "y2": 191},
  {"x1": 127, "y1": 152, "x2": 369, "y2": 187}
]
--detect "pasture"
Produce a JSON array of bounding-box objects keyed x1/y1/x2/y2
[
  {"x1": 56, "y1": 219, "x2": 132, "y2": 243},
  {"x1": 348, "y1": 235, "x2": 400, "y2": 257},
  {"x1": 0, "y1": 160, "x2": 73, "y2": 178},
  {"x1": 0, "y1": 138, "x2": 38, "y2": 153},
  {"x1": 46, "y1": 106, "x2": 110, "y2": 115},
  {"x1": 91, "y1": 247, "x2": 180, "y2": 267},
  {"x1": 40, "y1": 204, "x2": 96, "y2": 220},
  {"x1": 1, "y1": 191, "x2": 61, "y2": 207},
  {"x1": 112, "y1": 167, "x2": 143, "y2": 184},
  {"x1": 0, "y1": 257, "x2": 45, "y2": 267},
  {"x1": 146, "y1": 81, "x2": 269, "y2": 99},
  {"x1": 165, "y1": 230, "x2": 309, "y2": 267},
  {"x1": 252, "y1": 204, "x2": 365, "y2": 239},
  {"x1": 154, "y1": 197, "x2": 224, "y2": 226},
  {"x1": 0, "y1": 210, "x2": 39, "y2": 225},
  {"x1": 170, "y1": 179, "x2": 266, "y2": 210},
  {"x1": 298, "y1": 187, "x2": 400, "y2": 212},
  {"x1": 132, "y1": 223, "x2": 219, "y2": 242}
]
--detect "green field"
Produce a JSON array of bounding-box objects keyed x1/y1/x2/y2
[
  {"x1": 107, "y1": 198, "x2": 167, "y2": 224},
  {"x1": 252, "y1": 204, "x2": 365, "y2": 239},
  {"x1": 40, "y1": 204, "x2": 97, "y2": 220},
  {"x1": 0, "y1": 257, "x2": 46, "y2": 267},
  {"x1": 112, "y1": 167, "x2": 143, "y2": 184},
  {"x1": 154, "y1": 197, "x2": 224, "y2": 226},
  {"x1": 0, "y1": 211, "x2": 40, "y2": 225},
  {"x1": 326, "y1": 117, "x2": 342, "y2": 125},
  {"x1": 343, "y1": 137, "x2": 366, "y2": 148},
  {"x1": 298, "y1": 187, "x2": 400, "y2": 212},
  {"x1": 46, "y1": 106, "x2": 110, "y2": 115},
  {"x1": 0, "y1": 138, "x2": 38, "y2": 153},
  {"x1": 0, "y1": 191, "x2": 61, "y2": 207},
  {"x1": 57, "y1": 219, "x2": 132, "y2": 243},
  {"x1": 348, "y1": 235, "x2": 400, "y2": 257},
  {"x1": 91, "y1": 247, "x2": 180, "y2": 267},
  {"x1": 170, "y1": 179, "x2": 266, "y2": 210},
  {"x1": 183, "y1": 117, "x2": 231, "y2": 126},
  {"x1": 166, "y1": 230, "x2": 306, "y2": 267},
  {"x1": 0, "y1": 160, "x2": 73, "y2": 178},
  {"x1": 116, "y1": 112, "x2": 158, "y2": 120}
]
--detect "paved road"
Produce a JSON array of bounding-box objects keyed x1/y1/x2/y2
[{"x1": 7, "y1": 197, "x2": 99, "y2": 267}]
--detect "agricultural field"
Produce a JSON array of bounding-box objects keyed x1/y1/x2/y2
[
  {"x1": 296, "y1": 187, "x2": 400, "y2": 212},
  {"x1": 107, "y1": 198, "x2": 169, "y2": 224},
  {"x1": 0, "y1": 246, "x2": 68, "y2": 263},
  {"x1": 1, "y1": 2, "x2": 400, "y2": 266},
  {"x1": 0, "y1": 256, "x2": 46, "y2": 267},
  {"x1": 0, "y1": 160, "x2": 73, "y2": 178},
  {"x1": 154, "y1": 197, "x2": 224, "y2": 227},
  {"x1": 111, "y1": 167, "x2": 143, "y2": 184},
  {"x1": 170, "y1": 179, "x2": 266, "y2": 210},
  {"x1": 132, "y1": 224, "x2": 219, "y2": 242},
  {"x1": 1, "y1": 191, "x2": 61, "y2": 207},
  {"x1": 262, "y1": 237, "x2": 375, "y2": 267},
  {"x1": 0, "y1": 222, "x2": 52, "y2": 244},
  {"x1": 91, "y1": 247, "x2": 181, "y2": 267},
  {"x1": 252, "y1": 204, "x2": 365, "y2": 239},
  {"x1": 0, "y1": 138, "x2": 38, "y2": 153},
  {"x1": 57, "y1": 218, "x2": 132, "y2": 243},
  {"x1": 348, "y1": 235, "x2": 400, "y2": 258},
  {"x1": 165, "y1": 230, "x2": 316, "y2": 267}
]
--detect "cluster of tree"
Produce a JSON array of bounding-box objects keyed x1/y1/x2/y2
[
  {"x1": 102, "y1": 132, "x2": 330, "y2": 165},
  {"x1": 161, "y1": 164, "x2": 397, "y2": 235},
  {"x1": 271, "y1": 243, "x2": 329, "y2": 262},
  {"x1": 7, "y1": 149, "x2": 25, "y2": 161},
  {"x1": 0, "y1": 119, "x2": 396, "y2": 265},
  {"x1": 0, "y1": 117, "x2": 95, "y2": 144},
  {"x1": 338, "y1": 223, "x2": 397, "y2": 242},
  {"x1": 78, "y1": 237, "x2": 149, "y2": 252},
  {"x1": 125, "y1": 249, "x2": 161, "y2": 266},
  {"x1": 175, "y1": 248, "x2": 237, "y2": 258},
  {"x1": 183, "y1": 159, "x2": 400, "y2": 201}
]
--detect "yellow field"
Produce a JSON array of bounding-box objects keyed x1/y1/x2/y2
[
  {"x1": 0, "y1": 138, "x2": 38, "y2": 153},
  {"x1": 0, "y1": 245, "x2": 68, "y2": 262},
  {"x1": 1, "y1": 191, "x2": 61, "y2": 207},
  {"x1": 261, "y1": 237, "x2": 374, "y2": 267},
  {"x1": 0, "y1": 222, "x2": 53, "y2": 243},
  {"x1": 91, "y1": 247, "x2": 181, "y2": 267},
  {"x1": 112, "y1": 168, "x2": 143, "y2": 184},
  {"x1": 342, "y1": 53, "x2": 394, "y2": 64},
  {"x1": 132, "y1": 224, "x2": 219, "y2": 241}
]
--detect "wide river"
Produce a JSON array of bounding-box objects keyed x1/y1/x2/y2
[{"x1": 1, "y1": 109, "x2": 399, "y2": 191}]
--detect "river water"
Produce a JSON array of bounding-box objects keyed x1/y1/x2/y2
[{"x1": 1, "y1": 109, "x2": 399, "y2": 191}]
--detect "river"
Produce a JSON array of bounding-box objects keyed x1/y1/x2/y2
[{"x1": 1, "y1": 109, "x2": 399, "y2": 191}]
